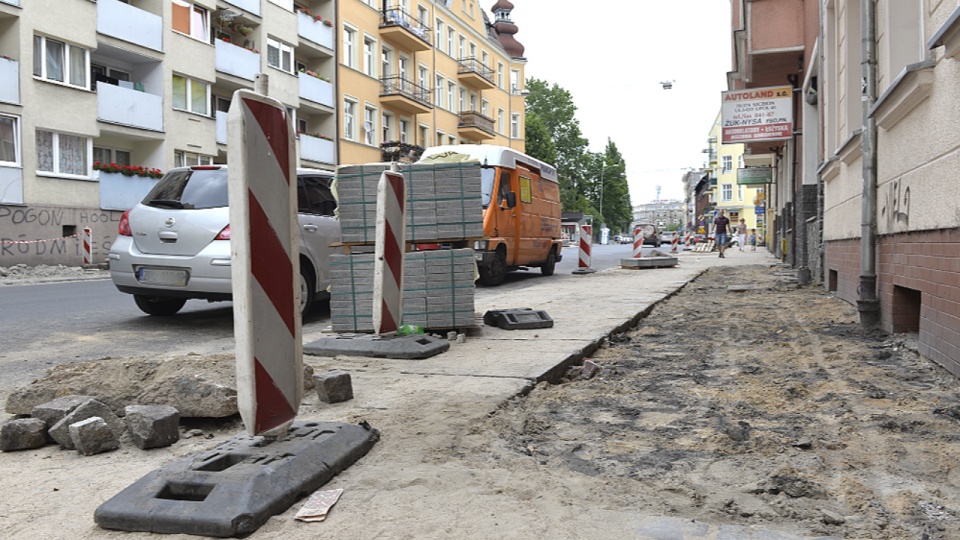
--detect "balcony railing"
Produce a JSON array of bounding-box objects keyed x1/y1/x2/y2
[
  {"x1": 457, "y1": 57, "x2": 495, "y2": 88},
  {"x1": 0, "y1": 58, "x2": 19, "y2": 105},
  {"x1": 379, "y1": 7, "x2": 431, "y2": 50},
  {"x1": 97, "y1": 83, "x2": 163, "y2": 132},
  {"x1": 222, "y1": 0, "x2": 260, "y2": 16},
  {"x1": 299, "y1": 74, "x2": 334, "y2": 107},
  {"x1": 215, "y1": 39, "x2": 260, "y2": 81},
  {"x1": 297, "y1": 10, "x2": 334, "y2": 49},
  {"x1": 380, "y1": 76, "x2": 431, "y2": 108},
  {"x1": 97, "y1": 0, "x2": 163, "y2": 52},
  {"x1": 458, "y1": 111, "x2": 496, "y2": 137},
  {"x1": 299, "y1": 133, "x2": 335, "y2": 164}
]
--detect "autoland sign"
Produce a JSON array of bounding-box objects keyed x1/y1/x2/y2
[
  {"x1": 738, "y1": 166, "x2": 772, "y2": 185},
  {"x1": 721, "y1": 86, "x2": 793, "y2": 144}
]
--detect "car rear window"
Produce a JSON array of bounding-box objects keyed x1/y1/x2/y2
[{"x1": 142, "y1": 169, "x2": 229, "y2": 210}]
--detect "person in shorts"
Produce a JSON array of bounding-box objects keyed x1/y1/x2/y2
[{"x1": 714, "y1": 210, "x2": 730, "y2": 258}]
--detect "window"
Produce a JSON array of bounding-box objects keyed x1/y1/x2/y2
[
  {"x1": 398, "y1": 56, "x2": 408, "y2": 81},
  {"x1": 36, "y1": 130, "x2": 88, "y2": 177},
  {"x1": 447, "y1": 81, "x2": 456, "y2": 112},
  {"x1": 93, "y1": 147, "x2": 131, "y2": 167},
  {"x1": 418, "y1": 125, "x2": 428, "y2": 147},
  {"x1": 171, "y1": 1, "x2": 209, "y2": 41},
  {"x1": 363, "y1": 37, "x2": 377, "y2": 77},
  {"x1": 382, "y1": 112, "x2": 393, "y2": 142},
  {"x1": 436, "y1": 130, "x2": 444, "y2": 145},
  {"x1": 418, "y1": 6, "x2": 428, "y2": 26},
  {"x1": 510, "y1": 69, "x2": 519, "y2": 93},
  {"x1": 497, "y1": 108, "x2": 504, "y2": 135},
  {"x1": 497, "y1": 63, "x2": 504, "y2": 88},
  {"x1": 447, "y1": 28, "x2": 455, "y2": 56},
  {"x1": 343, "y1": 98, "x2": 357, "y2": 140},
  {"x1": 364, "y1": 105, "x2": 376, "y2": 145},
  {"x1": 459, "y1": 89, "x2": 466, "y2": 112},
  {"x1": 33, "y1": 35, "x2": 88, "y2": 89},
  {"x1": 458, "y1": 35, "x2": 466, "y2": 59},
  {"x1": 382, "y1": 46, "x2": 393, "y2": 77},
  {"x1": 722, "y1": 183, "x2": 733, "y2": 202},
  {"x1": 399, "y1": 119, "x2": 408, "y2": 143},
  {"x1": 297, "y1": 117, "x2": 308, "y2": 134},
  {"x1": 0, "y1": 115, "x2": 20, "y2": 165},
  {"x1": 435, "y1": 74, "x2": 444, "y2": 107},
  {"x1": 721, "y1": 155, "x2": 732, "y2": 173},
  {"x1": 469, "y1": 92, "x2": 477, "y2": 111},
  {"x1": 510, "y1": 113, "x2": 520, "y2": 138},
  {"x1": 418, "y1": 65, "x2": 428, "y2": 92},
  {"x1": 174, "y1": 150, "x2": 213, "y2": 167},
  {"x1": 481, "y1": 51, "x2": 489, "y2": 70},
  {"x1": 172, "y1": 74, "x2": 210, "y2": 115},
  {"x1": 267, "y1": 38, "x2": 294, "y2": 73},
  {"x1": 738, "y1": 185, "x2": 744, "y2": 201},
  {"x1": 448, "y1": 135, "x2": 456, "y2": 145},
  {"x1": 481, "y1": 98, "x2": 489, "y2": 116},
  {"x1": 342, "y1": 26, "x2": 357, "y2": 68},
  {"x1": 469, "y1": 42, "x2": 477, "y2": 60},
  {"x1": 435, "y1": 19, "x2": 444, "y2": 50}
]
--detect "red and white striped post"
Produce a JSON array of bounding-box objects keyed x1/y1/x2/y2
[
  {"x1": 373, "y1": 168, "x2": 406, "y2": 336},
  {"x1": 572, "y1": 223, "x2": 596, "y2": 274},
  {"x1": 228, "y1": 89, "x2": 301, "y2": 438},
  {"x1": 632, "y1": 227, "x2": 644, "y2": 259},
  {"x1": 670, "y1": 235, "x2": 681, "y2": 254},
  {"x1": 82, "y1": 227, "x2": 92, "y2": 265}
]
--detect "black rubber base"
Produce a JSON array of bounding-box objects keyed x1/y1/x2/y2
[
  {"x1": 94, "y1": 421, "x2": 379, "y2": 537},
  {"x1": 304, "y1": 333, "x2": 450, "y2": 359},
  {"x1": 483, "y1": 308, "x2": 554, "y2": 330}
]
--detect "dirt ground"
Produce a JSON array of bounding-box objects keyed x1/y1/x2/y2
[{"x1": 453, "y1": 264, "x2": 960, "y2": 539}]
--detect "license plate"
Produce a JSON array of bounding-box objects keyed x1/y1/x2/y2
[{"x1": 136, "y1": 267, "x2": 189, "y2": 287}]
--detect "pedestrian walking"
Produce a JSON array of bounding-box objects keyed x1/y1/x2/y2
[
  {"x1": 736, "y1": 219, "x2": 747, "y2": 251},
  {"x1": 713, "y1": 210, "x2": 730, "y2": 258},
  {"x1": 749, "y1": 229, "x2": 757, "y2": 251}
]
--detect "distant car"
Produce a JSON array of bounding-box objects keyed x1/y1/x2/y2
[
  {"x1": 109, "y1": 166, "x2": 341, "y2": 316},
  {"x1": 633, "y1": 223, "x2": 661, "y2": 247},
  {"x1": 619, "y1": 235, "x2": 633, "y2": 244},
  {"x1": 660, "y1": 231, "x2": 678, "y2": 244}
]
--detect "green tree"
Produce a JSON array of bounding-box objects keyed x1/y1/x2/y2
[
  {"x1": 581, "y1": 141, "x2": 632, "y2": 232},
  {"x1": 522, "y1": 110, "x2": 556, "y2": 168},
  {"x1": 525, "y1": 78, "x2": 589, "y2": 209}
]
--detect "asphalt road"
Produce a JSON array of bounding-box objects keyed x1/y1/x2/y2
[{"x1": 0, "y1": 241, "x2": 650, "y2": 403}]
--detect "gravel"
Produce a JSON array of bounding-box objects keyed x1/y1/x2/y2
[{"x1": 0, "y1": 264, "x2": 110, "y2": 286}]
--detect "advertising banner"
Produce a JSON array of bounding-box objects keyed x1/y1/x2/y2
[{"x1": 721, "y1": 86, "x2": 793, "y2": 143}]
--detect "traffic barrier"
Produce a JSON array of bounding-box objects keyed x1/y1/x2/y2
[
  {"x1": 228, "y1": 88, "x2": 301, "y2": 438},
  {"x1": 572, "y1": 224, "x2": 596, "y2": 274},
  {"x1": 632, "y1": 227, "x2": 643, "y2": 259},
  {"x1": 82, "y1": 227, "x2": 92, "y2": 265},
  {"x1": 373, "y1": 169, "x2": 406, "y2": 335},
  {"x1": 669, "y1": 235, "x2": 680, "y2": 254}
]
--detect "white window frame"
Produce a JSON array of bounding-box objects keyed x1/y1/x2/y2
[
  {"x1": 171, "y1": 1, "x2": 209, "y2": 42},
  {"x1": 497, "y1": 108, "x2": 505, "y2": 135},
  {"x1": 418, "y1": 124, "x2": 429, "y2": 147},
  {"x1": 33, "y1": 35, "x2": 89, "y2": 90},
  {"x1": 267, "y1": 37, "x2": 294, "y2": 73},
  {"x1": 435, "y1": 74, "x2": 444, "y2": 107},
  {"x1": 435, "y1": 18, "x2": 444, "y2": 51},
  {"x1": 364, "y1": 105, "x2": 377, "y2": 146},
  {"x1": 0, "y1": 114, "x2": 21, "y2": 166},
  {"x1": 510, "y1": 113, "x2": 520, "y2": 139},
  {"x1": 382, "y1": 46, "x2": 393, "y2": 77},
  {"x1": 382, "y1": 111, "x2": 393, "y2": 142},
  {"x1": 174, "y1": 150, "x2": 214, "y2": 167},
  {"x1": 722, "y1": 183, "x2": 733, "y2": 202},
  {"x1": 721, "y1": 155, "x2": 733, "y2": 174},
  {"x1": 93, "y1": 146, "x2": 131, "y2": 167},
  {"x1": 458, "y1": 35, "x2": 466, "y2": 60},
  {"x1": 172, "y1": 74, "x2": 210, "y2": 116},
  {"x1": 363, "y1": 35, "x2": 377, "y2": 78},
  {"x1": 481, "y1": 98, "x2": 489, "y2": 116},
  {"x1": 342, "y1": 25, "x2": 358, "y2": 69},
  {"x1": 343, "y1": 97, "x2": 358, "y2": 141},
  {"x1": 36, "y1": 129, "x2": 90, "y2": 179},
  {"x1": 399, "y1": 118, "x2": 409, "y2": 144},
  {"x1": 447, "y1": 28, "x2": 455, "y2": 56},
  {"x1": 447, "y1": 81, "x2": 456, "y2": 112},
  {"x1": 497, "y1": 62, "x2": 504, "y2": 88},
  {"x1": 418, "y1": 64, "x2": 428, "y2": 92},
  {"x1": 510, "y1": 69, "x2": 520, "y2": 93}
]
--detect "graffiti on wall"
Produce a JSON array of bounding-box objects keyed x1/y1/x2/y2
[
  {"x1": 880, "y1": 179, "x2": 910, "y2": 228},
  {"x1": 0, "y1": 206, "x2": 120, "y2": 263}
]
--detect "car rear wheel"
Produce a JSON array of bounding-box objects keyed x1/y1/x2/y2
[
  {"x1": 133, "y1": 295, "x2": 187, "y2": 316},
  {"x1": 540, "y1": 249, "x2": 556, "y2": 276},
  {"x1": 299, "y1": 266, "x2": 315, "y2": 317}
]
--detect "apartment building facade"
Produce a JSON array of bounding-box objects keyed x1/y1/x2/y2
[
  {"x1": 0, "y1": 0, "x2": 338, "y2": 266},
  {"x1": 820, "y1": 1, "x2": 960, "y2": 374},
  {"x1": 336, "y1": 0, "x2": 527, "y2": 165},
  {"x1": 703, "y1": 111, "x2": 764, "y2": 238}
]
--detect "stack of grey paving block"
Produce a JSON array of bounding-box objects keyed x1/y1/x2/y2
[
  {"x1": 329, "y1": 249, "x2": 476, "y2": 332},
  {"x1": 336, "y1": 162, "x2": 483, "y2": 243}
]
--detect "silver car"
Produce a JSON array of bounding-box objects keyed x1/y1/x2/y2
[{"x1": 109, "y1": 166, "x2": 341, "y2": 316}]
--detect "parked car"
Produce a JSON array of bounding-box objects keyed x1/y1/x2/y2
[
  {"x1": 660, "y1": 231, "x2": 678, "y2": 245},
  {"x1": 109, "y1": 166, "x2": 341, "y2": 316},
  {"x1": 633, "y1": 223, "x2": 661, "y2": 247}
]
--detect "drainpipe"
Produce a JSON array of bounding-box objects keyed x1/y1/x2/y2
[{"x1": 858, "y1": 0, "x2": 880, "y2": 328}]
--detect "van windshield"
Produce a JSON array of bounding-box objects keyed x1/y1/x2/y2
[{"x1": 480, "y1": 167, "x2": 495, "y2": 209}]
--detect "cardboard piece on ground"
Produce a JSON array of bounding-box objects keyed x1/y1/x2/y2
[{"x1": 295, "y1": 488, "x2": 344, "y2": 523}]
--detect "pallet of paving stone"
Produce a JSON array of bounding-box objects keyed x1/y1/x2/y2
[
  {"x1": 329, "y1": 249, "x2": 477, "y2": 333},
  {"x1": 335, "y1": 162, "x2": 484, "y2": 244}
]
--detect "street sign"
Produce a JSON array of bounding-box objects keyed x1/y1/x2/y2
[
  {"x1": 755, "y1": 206, "x2": 766, "y2": 214},
  {"x1": 738, "y1": 166, "x2": 773, "y2": 185},
  {"x1": 228, "y1": 89, "x2": 301, "y2": 438},
  {"x1": 721, "y1": 86, "x2": 793, "y2": 143}
]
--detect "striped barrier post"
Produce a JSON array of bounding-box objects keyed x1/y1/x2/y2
[
  {"x1": 670, "y1": 235, "x2": 680, "y2": 254},
  {"x1": 82, "y1": 227, "x2": 92, "y2": 265},
  {"x1": 228, "y1": 89, "x2": 301, "y2": 438},
  {"x1": 632, "y1": 227, "x2": 644, "y2": 259},
  {"x1": 572, "y1": 224, "x2": 596, "y2": 274},
  {"x1": 373, "y1": 168, "x2": 406, "y2": 336}
]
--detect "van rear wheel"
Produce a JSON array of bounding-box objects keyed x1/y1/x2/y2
[
  {"x1": 540, "y1": 249, "x2": 556, "y2": 276},
  {"x1": 478, "y1": 249, "x2": 506, "y2": 286}
]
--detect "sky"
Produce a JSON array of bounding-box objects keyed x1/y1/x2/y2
[{"x1": 509, "y1": 0, "x2": 733, "y2": 206}]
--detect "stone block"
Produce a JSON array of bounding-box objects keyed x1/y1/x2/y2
[
  {"x1": 69, "y1": 417, "x2": 120, "y2": 456},
  {"x1": 124, "y1": 405, "x2": 180, "y2": 450},
  {"x1": 49, "y1": 399, "x2": 124, "y2": 450},
  {"x1": 314, "y1": 371, "x2": 354, "y2": 404},
  {"x1": 29, "y1": 395, "x2": 97, "y2": 429},
  {"x1": 0, "y1": 417, "x2": 48, "y2": 451}
]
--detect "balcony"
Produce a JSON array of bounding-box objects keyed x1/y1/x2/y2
[
  {"x1": 299, "y1": 73, "x2": 333, "y2": 108},
  {"x1": 299, "y1": 133, "x2": 335, "y2": 164},
  {"x1": 457, "y1": 111, "x2": 496, "y2": 141},
  {"x1": 215, "y1": 39, "x2": 261, "y2": 81},
  {"x1": 97, "y1": 83, "x2": 163, "y2": 132},
  {"x1": 0, "y1": 0, "x2": 19, "y2": 7},
  {"x1": 216, "y1": 110, "x2": 227, "y2": 145},
  {"x1": 0, "y1": 58, "x2": 19, "y2": 104},
  {"x1": 222, "y1": 0, "x2": 260, "y2": 16},
  {"x1": 97, "y1": 0, "x2": 162, "y2": 52},
  {"x1": 457, "y1": 58, "x2": 495, "y2": 90},
  {"x1": 379, "y1": 76, "x2": 432, "y2": 115},
  {"x1": 298, "y1": 10, "x2": 334, "y2": 49},
  {"x1": 380, "y1": 141, "x2": 424, "y2": 163},
  {"x1": 379, "y1": 8, "x2": 431, "y2": 52}
]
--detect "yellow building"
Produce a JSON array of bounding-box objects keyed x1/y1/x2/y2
[
  {"x1": 706, "y1": 111, "x2": 765, "y2": 242},
  {"x1": 337, "y1": 0, "x2": 528, "y2": 165}
]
